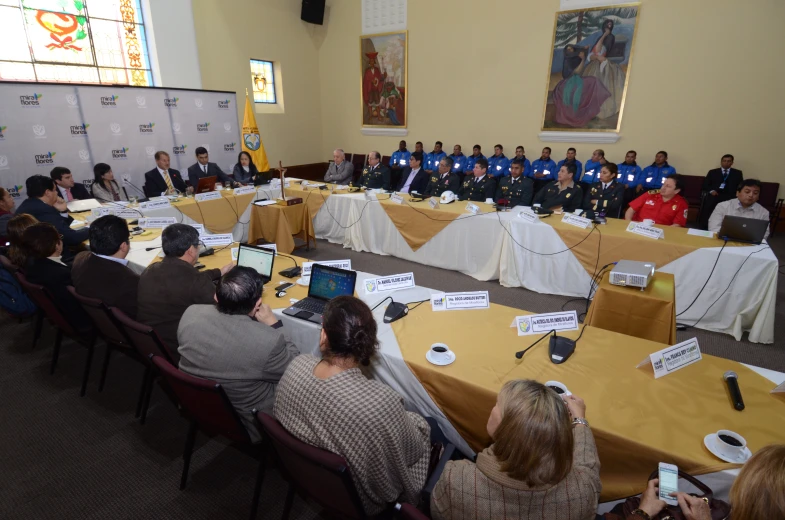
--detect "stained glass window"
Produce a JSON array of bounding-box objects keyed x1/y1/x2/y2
[
  {"x1": 0, "y1": 0, "x2": 153, "y2": 86},
  {"x1": 250, "y1": 59, "x2": 276, "y2": 104}
]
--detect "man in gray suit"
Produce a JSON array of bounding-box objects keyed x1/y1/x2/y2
[
  {"x1": 324, "y1": 148, "x2": 354, "y2": 185},
  {"x1": 177, "y1": 266, "x2": 300, "y2": 440}
]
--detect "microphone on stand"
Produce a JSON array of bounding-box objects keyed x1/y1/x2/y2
[
  {"x1": 516, "y1": 329, "x2": 555, "y2": 359},
  {"x1": 276, "y1": 252, "x2": 301, "y2": 278},
  {"x1": 122, "y1": 177, "x2": 148, "y2": 201},
  {"x1": 723, "y1": 371, "x2": 745, "y2": 411},
  {"x1": 145, "y1": 246, "x2": 162, "y2": 251}
]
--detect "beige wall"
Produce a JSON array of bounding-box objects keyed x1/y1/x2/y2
[{"x1": 191, "y1": 0, "x2": 325, "y2": 166}]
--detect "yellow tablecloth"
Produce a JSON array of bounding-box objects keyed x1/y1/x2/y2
[
  {"x1": 247, "y1": 203, "x2": 314, "y2": 254},
  {"x1": 585, "y1": 271, "x2": 677, "y2": 344},
  {"x1": 171, "y1": 191, "x2": 256, "y2": 234}
]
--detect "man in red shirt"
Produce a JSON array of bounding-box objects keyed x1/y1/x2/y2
[{"x1": 625, "y1": 174, "x2": 689, "y2": 227}]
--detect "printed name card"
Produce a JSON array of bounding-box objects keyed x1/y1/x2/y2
[
  {"x1": 627, "y1": 222, "x2": 664, "y2": 240},
  {"x1": 140, "y1": 199, "x2": 171, "y2": 210},
  {"x1": 301, "y1": 259, "x2": 352, "y2": 277},
  {"x1": 365, "y1": 191, "x2": 376, "y2": 201},
  {"x1": 190, "y1": 224, "x2": 205, "y2": 235},
  {"x1": 91, "y1": 208, "x2": 113, "y2": 217},
  {"x1": 466, "y1": 202, "x2": 480, "y2": 215},
  {"x1": 364, "y1": 273, "x2": 415, "y2": 294},
  {"x1": 428, "y1": 198, "x2": 440, "y2": 210},
  {"x1": 389, "y1": 193, "x2": 404, "y2": 205},
  {"x1": 562, "y1": 213, "x2": 592, "y2": 229},
  {"x1": 771, "y1": 381, "x2": 785, "y2": 394},
  {"x1": 518, "y1": 209, "x2": 538, "y2": 223},
  {"x1": 512, "y1": 311, "x2": 579, "y2": 336},
  {"x1": 259, "y1": 243, "x2": 277, "y2": 253},
  {"x1": 636, "y1": 338, "x2": 702, "y2": 379},
  {"x1": 138, "y1": 217, "x2": 176, "y2": 229},
  {"x1": 231, "y1": 247, "x2": 239, "y2": 261},
  {"x1": 195, "y1": 191, "x2": 222, "y2": 202},
  {"x1": 233, "y1": 186, "x2": 256, "y2": 196},
  {"x1": 200, "y1": 233, "x2": 234, "y2": 246},
  {"x1": 114, "y1": 209, "x2": 142, "y2": 219},
  {"x1": 431, "y1": 291, "x2": 490, "y2": 311}
]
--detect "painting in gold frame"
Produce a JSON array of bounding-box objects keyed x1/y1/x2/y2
[
  {"x1": 360, "y1": 31, "x2": 407, "y2": 128},
  {"x1": 541, "y1": 4, "x2": 640, "y2": 132}
]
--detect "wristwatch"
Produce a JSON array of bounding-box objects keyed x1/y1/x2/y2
[
  {"x1": 572, "y1": 417, "x2": 589, "y2": 428},
  {"x1": 630, "y1": 509, "x2": 651, "y2": 520}
]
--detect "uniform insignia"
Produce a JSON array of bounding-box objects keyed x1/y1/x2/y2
[
  {"x1": 683, "y1": 209, "x2": 688, "y2": 218},
  {"x1": 603, "y1": 200, "x2": 607, "y2": 208},
  {"x1": 648, "y1": 189, "x2": 658, "y2": 194},
  {"x1": 672, "y1": 205, "x2": 677, "y2": 210},
  {"x1": 566, "y1": 193, "x2": 571, "y2": 198}
]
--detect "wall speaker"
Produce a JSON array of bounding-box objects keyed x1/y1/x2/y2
[{"x1": 301, "y1": 0, "x2": 325, "y2": 25}]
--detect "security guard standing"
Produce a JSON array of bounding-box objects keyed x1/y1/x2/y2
[
  {"x1": 423, "y1": 156, "x2": 460, "y2": 198},
  {"x1": 625, "y1": 173, "x2": 689, "y2": 227},
  {"x1": 495, "y1": 158, "x2": 534, "y2": 207},
  {"x1": 582, "y1": 163, "x2": 625, "y2": 218},
  {"x1": 458, "y1": 157, "x2": 496, "y2": 201},
  {"x1": 358, "y1": 150, "x2": 391, "y2": 190},
  {"x1": 533, "y1": 163, "x2": 583, "y2": 212}
]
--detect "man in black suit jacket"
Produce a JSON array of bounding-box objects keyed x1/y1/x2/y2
[
  {"x1": 700, "y1": 154, "x2": 743, "y2": 229},
  {"x1": 396, "y1": 151, "x2": 430, "y2": 194},
  {"x1": 50, "y1": 166, "x2": 91, "y2": 201},
  {"x1": 71, "y1": 215, "x2": 140, "y2": 319},
  {"x1": 358, "y1": 151, "x2": 392, "y2": 190},
  {"x1": 187, "y1": 146, "x2": 237, "y2": 189},
  {"x1": 16, "y1": 175, "x2": 88, "y2": 263},
  {"x1": 143, "y1": 150, "x2": 187, "y2": 196}
]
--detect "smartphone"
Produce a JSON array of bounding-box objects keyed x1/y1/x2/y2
[
  {"x1": 278, "y1": 282, "x2": 295, "y2": 291},
  {"x1": 658, "y1": 462, "x2": 678, "y2": 506}
]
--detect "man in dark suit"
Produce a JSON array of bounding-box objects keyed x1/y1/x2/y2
[
  {"x1": 424, "y1": 156, "x2": 461, "y2": 198},
  {"x1": 50, "y1": 166, "x2": 91, "y2": 201},
  {"x1": 71, "y1": 215, "x2": 140, "y2": 318},
  {"x1": 495, "y1": 159, "x2": 534, "y2": 207},
  {"x1": 137, "y1": 224, "x2": 234, "y2": 350},
  {"x1": 357, "y1": 151, "x2": 391, "y2": 190},
  {"x1": 396, "y1": 151, "x2": 430, "y2": 194},
  {"x1": 16, "y1": 175, "x2": 89, "y2": 263},
  {"x1": 143, "y1": 150, "x2": 187, "y2": 197},
  {"x1": 699, "y1": 154, "x2": 743, "y2": 229},
  {"x1": 458, "y1": 157, "x2": 496, "y2": 202},
  {"x1": 582, "y1": 163, "x2": 625, "y2": 218},
  {"x1": 187, "y1": 146, "x2": 237, "y2": 189}
]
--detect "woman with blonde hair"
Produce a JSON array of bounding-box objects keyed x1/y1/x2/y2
[
  {"x1": 431, "y1": 379, "x2": 601, "y2": 520},
  {"x1": 6, "y1": 214, "x2": 38, "y2": 267}
]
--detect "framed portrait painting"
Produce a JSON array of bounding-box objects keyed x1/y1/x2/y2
[
  {"x1": 542, "y1": 4, "x2": 640, "y2": 132},
  {"x1": 360, "y1": 31, "x2": 407, "y2": 128}
]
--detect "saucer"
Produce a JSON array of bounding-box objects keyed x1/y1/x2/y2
[
  {"x1": 296, "y1": 277, "x2": 310, "y2": 287},
  {"x1": 426, "y1": 349, "x2": 456, "y2": 366},
  {"x1": 703, "y1": 433, "x2": 752, "y2": 463}
]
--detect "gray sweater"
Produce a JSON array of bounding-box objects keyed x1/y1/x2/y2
[{"x1": 324, "y1": 160, "x2": 354, "y2": 184}]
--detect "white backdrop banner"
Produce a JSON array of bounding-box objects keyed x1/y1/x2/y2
[{"x1": 0, "y1": 82, "x2": 240, "y2": 200}]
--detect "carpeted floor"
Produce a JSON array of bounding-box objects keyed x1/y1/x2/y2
[{"x1": 0, "y1": 235, "x2": 782, "y2": 519}]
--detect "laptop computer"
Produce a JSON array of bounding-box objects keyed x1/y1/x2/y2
[
  {"x1": 282, "y1": 264, "x2": 357, "y2": 324},
  {"x1": 66, "y1": 198, "x2": 103, "y2": 212},
  {"x1": 195, "y1": 175, "x2": 217, "y2": 194},
  {"x1": 253, "y1": 170, "x2": 272, "y2": 186},
  {"x1": 236, "y1": 243, "x2": 275, "y2": 284},
  {"x1": 718, "y1": 216, "x2": 768, "y2": 244}
]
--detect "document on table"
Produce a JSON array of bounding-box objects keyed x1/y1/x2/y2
[
  {"x1": 253, "y1": 200, "x2": 278, "y2": 207},
  {"x1": 687, "y1": 229, "x2": 715, "y2": 238}
]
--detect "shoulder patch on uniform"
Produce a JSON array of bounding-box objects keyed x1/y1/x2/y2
[{"x1": 648, "y1": 189, "x2": 658, "y2": 195}]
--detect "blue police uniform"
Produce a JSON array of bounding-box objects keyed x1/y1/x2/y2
[
  {"x1": 557, "y1": 159, "x2": 583, "y2": 180},
  {"x1": 617, "y1": 162, "x2": 643, "y2": 187},
  {"x1": 641, "y1": 162, "x2": 676, "y2": 190},
  {"x1": 487, "y1": 154, "x2": 511, "y2": 178},
  {"x1": 464, "y1": 153, "x2": 486, "y2": 174},
  {"x1": 530, "y1": 158, "x2": 558, "y2": 180},
  {"x1": 449, "y1": 153, "x2": 467, "y2": 175},
  {"x1": 507, "y1": 157, "x2": 532, "y2": 178},
  {"x1": 425, "y1": 151, "x2": 446, "y2": 172},
  {"x1": 389, "y1": 150, "x2": 411, "y2": 169},
  {"x1": 581, "y1": 160, "x2": 603, "y2": 184}
]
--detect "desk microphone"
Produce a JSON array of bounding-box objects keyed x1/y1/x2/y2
[
  {"x1": 276, "y1": 252, "x2": 301, "y2": 278},
  {"x1": 723, "y1": 371, "x2": 745, "y2": 411},
  {"x1": 123, "y1": 178, "x2": 148, "y2": 200},
  {"x1": 145, "y1": 246, "x2": 161, "y2": 251},
  {"x1": 516, "y1": 329, "x2": 555, "y2": 359}
]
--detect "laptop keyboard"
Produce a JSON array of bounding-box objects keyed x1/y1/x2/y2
[{"x1": 294, "y1": 298, "x2": 326, "y2": 314}]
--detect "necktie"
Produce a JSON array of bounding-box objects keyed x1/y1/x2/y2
[
  {"x1": 163, "y1": 170, "x2": 175, "y2": 191},
  {"x1": 65, "y1": 188, "x2": 73, "y2": 202},
  {"x1": 203, "y1": 164, "x2": 207, "y2": 174}
]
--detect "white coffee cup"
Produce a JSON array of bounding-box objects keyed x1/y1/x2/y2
[
  {"x1": 430, "y1": 343, "x2": 452, "y2": 363},
  {"x1": 544, "y1": 380, "x2": 571, "y2": 396},
  {"x1": 485, "y1": 198, "x2": 494, "y2": 204},
  {"x1": 533, "y1": 203, "x2": 541, "y2": 208},
  {"x1": 642, "y1": 219, "x2": 655, "y2": 227},
  {"x1": 715, "y1": 430, "x2": 746, "y2": 460}
]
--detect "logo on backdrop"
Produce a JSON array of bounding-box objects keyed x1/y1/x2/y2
[
  {"x1": 223, "y1": 122, "x2": 232, "y2": 133},
  {"x1": 110, "y1": 123, "x2": 122, "y2": 135},
  {"x1": 0, "y1": 156, "x2": 9, "y2": 171},
  {"x1": 218, "y1": 99, "x2": 231, "y2": 109},
  {"x1": 65, "y1": 94, "x2": 78, "y2": 107},
  {"x1": 173, "y1": 144, "x2": 187, "y2": 155},
  {"x1": 136, "y1": 96, "x2": 146, "y2": 108},
  {"x1": 196, "y1": 122, "x2": 210, "y2": 132},
  {"x1": 111, "y1": 147, "x2": 130, "y2": 159},
  {"x1": 78, "y1": 149, "x2": 91, "y2": 163},
  {"x1": 0, "y1": 125, "x2": 6, "y2": 140},
  {"x1": 164, "y1": 97, "x2": 179, "y2": 108},
  {"x1": 101, "y1": 95, "x2": 119, "y2": 107},
  {"x1": 20, "y1": 93, "x2": 43, "y2": 107},
  {"x1": 243, "y1": 133, "x2": 261, "y2": 151},
  {"x1": 224, "y1": 142, "x2": 236, "y2": 152},
  {"x1": 7, "y1": 184, "x2": 23, "y2": 196},
  {"x1": 32, "y1": 124, "x2": 46, "y2": 138},
  {"x1": 139, "y1": 122, "x2": 155, "y2": 134},
  {"x1": 145, "y1": 146, "x2": 156, "y2": 157},
  {"x1": 34, "y1": 151, "x2": 56, "y2": 165},
  {"x1": 194, "y1": 98, "x2": 203, "y2": 108},
  {"x1": 172, "y1": 122, "x2": 182, "y2": 134},
  {"x1": 70, "y1": 123, "x2": 89, "y2": 136}
]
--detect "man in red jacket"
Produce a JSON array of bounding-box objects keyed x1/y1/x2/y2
[{"x1": 625, "y1": 174, "x2": 689, "y2": 227}]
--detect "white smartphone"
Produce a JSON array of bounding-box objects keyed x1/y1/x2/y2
[{"x1": 658, "y1": 462, "x2": 679, "y2": 506}]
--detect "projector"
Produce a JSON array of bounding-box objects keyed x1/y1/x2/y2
[{"x1": 609, "y1": 260, "x2": 655, "y2": 290}]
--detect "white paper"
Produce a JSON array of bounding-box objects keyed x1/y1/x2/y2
[
  {"x1": 637, "y1": 338, "x2": 703, "y2": 379},
  {"x1": 466, "y1": 202, "x2": 480, "y2": 215},
  {"x1": 253, "y1": 199, "x2": 278, "y2": 207},
  {"x1": 365, "y1": 191, "x2": 377, "y2": 201},
  {"x1": 233, "y1": 186, "x2": 257, "y2": 196},
  {"x1": 561, "y1": 213, "x2": 592, "y2": 229},
  {"x1": 431, "y1": 291, "x2": 489, "y2": 311},
  {"x1": 363, "y1": 272, "x2": 415, "y2": 294},
  {"x1": 195, "y1": 191, "x2": 222, "y2": 202},
  {"x1": 138, "y1": 217, "x2": 176, "y2": 229},
  {"x1": 200, "y1": 233, "x2": 233, "y2": 246},
  {"x1": 627, "y1": 222, "x2": 664, "y2": 240},
  {"x1": 771, "y1": 381, "x2": 785, "y2": 394},
  {"x1": 140, "y1": 199, "x2": 171, "y2": 210},
  {"x1": 190, "y1": 224, "x2": 205, "y2": 236},
  {"x1": 513, "y1": 311, "x2": 579, "y2": 336},
  {"x1": 389, "y1": 193, "x2": 404, "y2": 205},
  {"x1": 301, "y1": 259, "x2": 352, "y2": 277},
  {"x1": 518, "y1": 210, "x2": 539, "y2": 223},
  {"x1": 259, "y1": 243, "x2": 277, "y2": 253},
  {"x1": 687, "y1": 228, "x2": 716, "y2": 239}
]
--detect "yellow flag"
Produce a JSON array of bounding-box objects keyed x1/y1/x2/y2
[{"x1": 241, "y1": 93, "x2": 269, "y2": 171}]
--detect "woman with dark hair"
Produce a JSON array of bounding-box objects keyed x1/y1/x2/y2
[
  {"x1": 232, "y1": 151, "x2": 259, "y2": 184},
  {"x1": 552, "y1": 44, "x2": 610, "y2": 127},
  {"x1": 6, "y1": 214, "x2": 38, "y2": 267},
  {"x1": 0, "y1": 187, "x2": 17, "y2": 243},
  {"x1": 274, "y1": 295, "x2": 432, "y2": 515},
  {"x1": 582, "y1": 18, "x2": 627, "y2": 119},
  {"x1": 91, "y1": 163, "x2": 127, "y2": 203}
]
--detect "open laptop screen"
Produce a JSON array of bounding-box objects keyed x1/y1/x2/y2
[
  {"x1": 308, "y1": 264, "x2": 356, "y2": 301},
  {"x1": 237, "y1": 244, "x2": 274, "y2": 279}
]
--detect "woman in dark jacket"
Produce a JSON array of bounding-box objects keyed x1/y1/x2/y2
[{"x1": 232, "y1": 151, "x2": 259, "y2": 184}]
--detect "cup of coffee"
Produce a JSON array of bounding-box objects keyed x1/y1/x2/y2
[
  {"x1": 715, "y1": 430, "x2": 746, "y2": 460},
  {"x1": 642, "y1": 218, "x2": 655, "y2": 227},
  {"x1": 430, "y1": 343, "x2": 452, "y2": 364},
  {"x1": 544, "y1": 380, "x2": 571, "y2": 396}
]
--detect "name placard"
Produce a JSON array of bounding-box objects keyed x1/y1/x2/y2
[
  {"x1": 114, "y1": 209, "x2": 142, "y2": 219},
  {"x1": 200, "y1": 233, "x2": 233, "y2": 247},
  {"x1": 518, "y1": 209, "x2": 538, "y2": 223},
  {"x1": 389, "y1": 193, "x2": 404, "y2": 205},
  {"x1": 466, "y1": 202, "x2": 480, "y2": 215},
  {"x1": 195, "y1": 191, "x2": 222, "y2": 202},
  {"x1": 627, "y1": 222, "x2": 664, "y2": 240},
  {"x1": 562, "y1": 213, "x2": 592, "y2": 229},
  {"x1": 431, "y1": 291, "x2": 490, "y2": 311},
  {"x1": 91, "y1": 208, "x2": 113, "y2": 217},
  {"x1": 190, "y1": 224, "x2": 205, "y2": 235},
  {"x1": 512, "y1": 311, "x2": 579, "y2": 336},
  {"x1": 364, "y1": 272, "x2": 415, "y2": 294},
  {"x1": 772, "y1": 381, "x2": 785, "y2": 394},
  {"x1": 636, "y1": 338, "x2": 702, "y2": 379},
  {"x1": 428, "y1": 198, "x2": 440, "y2": 210},
  {"x1": 301, "y1": 259, "x2": 352, "y2": 277},
  {"x1": 140, "y1": 199, "x2": 171, "y2": 210},
  {"x1": 138, "y1": 217, "x2": 176, "y2": 229},
  {"x1": 364, "y1": 191, "x2": 376, "y2": 201},
  {"x1": 259, "y1": 243, "x2": 277, "y2": 253},
  {"x1": 233, "y1": 186, "x2": 257, "y2": 196},
  {"x1": 231, "y1": 247, "x2": 238, "y2": 261}
]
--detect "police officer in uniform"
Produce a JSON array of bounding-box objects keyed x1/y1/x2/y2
[
  {"x1": 495, "y1": 158, "x2": 534, "y2": 207},
  {"x1": 423, "y1": 156, "x2": 460, "y2": 198},
  {"x1": 625, "y1": 173, "x2": 689, "y2": 227},
  {"x1": 582, "y1": 163, "x2": 625, "y2": 218},
  {"x1": 533, "y1": 163, "x2": 583, "y2": 212},
  {"x1": 358, "y1": 150, "x2": 391, "y2": 190},
  {"x1": 458, "y1": 157, "x2": 496, "y2": 201}
]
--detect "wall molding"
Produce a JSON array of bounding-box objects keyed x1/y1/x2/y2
[
  {"x1": 361, "y1": 127, "x2": 409, "y2": 137},
  {"x1": 538, "y1": 131, "x2": 620, "y2": 144}
]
